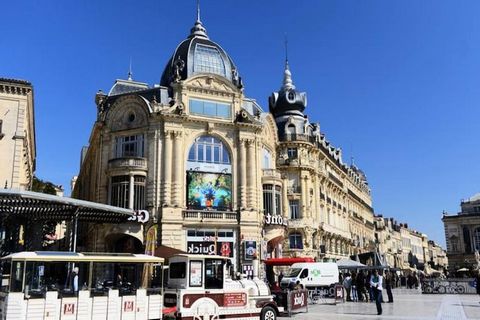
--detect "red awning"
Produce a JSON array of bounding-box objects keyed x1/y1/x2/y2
[{"x1": 265, "y1": 257, "x2": 315, "y2": 266}]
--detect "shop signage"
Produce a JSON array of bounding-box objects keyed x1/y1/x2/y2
[
  {"x1": 288, "y1": 289, "x2": 308, "y2": 314},
  {"x1": 223, "y1": 293, "x2": 247, "y2": 307},
  {"x1": 128, "y1": 210, "x2": 149, "y2": 223},
  {"x1": 187, "y1": 241, "x2": 234, "y2": 257},
  {"x1": 264, "y1": 213, "x2": 288, "y2": 226},
  {"x1": 244, "y1": 241, "x2": 257, "y2": 260}
]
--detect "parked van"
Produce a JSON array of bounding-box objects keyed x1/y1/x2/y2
[{"x1": 280, "y1": 262, "x2": 339, "y2": 292}]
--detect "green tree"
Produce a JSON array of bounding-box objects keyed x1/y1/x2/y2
[{"x1": 31, "y1": 176, "x2": 61, "y2": 248}]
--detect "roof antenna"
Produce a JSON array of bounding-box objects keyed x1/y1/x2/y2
[
  {"x1": 284, "y1": 32, "x2": 289, "y2": 70},
  {"x1": 128, "y1": 58, "x2": 133, "y2": 81}
]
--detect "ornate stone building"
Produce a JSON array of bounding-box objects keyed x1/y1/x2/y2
[
  {"x1": 73, "y1": 11, "x2": 374, "y2": 268},
  {"x1": 73, "y1": 15, "x2": 281, "y2": 271},
  {"x1": 443, "y1": 193, "x2": 480, "y2": 269},
  {"x1": 269, "y1": 62, "x2": 374, "y2": 261},
  {"x1": 0, "y1": 78, "x2": 36, "y2": 190}
]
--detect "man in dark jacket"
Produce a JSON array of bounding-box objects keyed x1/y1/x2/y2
[{"x1": 385, "y1": 270, "x2": 394, "y2": 303}]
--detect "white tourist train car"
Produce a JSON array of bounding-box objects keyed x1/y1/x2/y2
[
  {"x1": 163, "y1": 254, "x2": 282, "y2": 320},
  {"x1": 0, "y1": 251, "x2": 164, "y2": 320}
]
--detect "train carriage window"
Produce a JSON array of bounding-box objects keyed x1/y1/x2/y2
[
  {"x1": 169, "y1": 262, "x2": 186, "y2": 279},
  {"x1": 205, "y1": 259, "x2": 223, "y2": 289}
]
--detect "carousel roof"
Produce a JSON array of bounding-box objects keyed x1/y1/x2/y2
[{"x1": 0, "y1": 189, "x2": 134, "y2": 223}]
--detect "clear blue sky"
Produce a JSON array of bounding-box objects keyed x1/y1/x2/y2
[{"x1": 2, "y1": 1, "x2": 479, "y2": 246}]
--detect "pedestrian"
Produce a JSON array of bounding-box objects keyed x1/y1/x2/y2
[
  {"x1": 475, "y1": 271, "x2": 480, "y2": 301},
  {"x1": 343, "y1": 272, "x2": 352, "y2": 301},
  {"x1": 351, "y1": 272, "x2": 358, "y2": 302},
  {"x1": 356, "y1": 271, "x2": 368, "y2": 302},
  {"x1": 278, "y1": 271, "x2": 284, "y2": 284},
  {"x1": 370, "y1": 269, "x2": 383, "y2": 315},
  {"x1": 366, "y1": 271, "x2": 374, "y2": 302},
  {"x1": 385, "y1": 270, "x2": 394, "y2": 303}
]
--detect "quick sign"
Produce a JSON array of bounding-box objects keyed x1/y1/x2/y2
[
  {"x1": 187, "y1": 241, "x2": 234, "y2": 257},
  {"x1": 128, "y1": 210, "x2": 149, "y2": 223},
  {"x1": 264, "y1": 213, "x2": 288, "y2": 226},
  {"x1": 224, "y1": 293, "x2": 247, "y2": 307}
]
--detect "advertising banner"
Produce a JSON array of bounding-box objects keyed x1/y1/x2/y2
[
  {"x1": 244, "y1": 241, "x2": 257, "y2": 260},
  {"x1": 187, "y1": 171, "x2": 232, "y2": 210}
]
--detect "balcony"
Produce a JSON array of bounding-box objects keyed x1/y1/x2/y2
[
  {"x1": 262, "y1": 169, "x2": 282, "y2": 179},
  {"x1": 280, "y1": 133, "x2": 316, "y2": 144},
  {"x1": 287, "y1": 186, "x2": 302, "y2": 195},
  {"x1": 182, "y1": 210, "x2": 238, "y2": 222},
  {"x1": 108, "y1": 157, "x2": 147, "y2": 171}
]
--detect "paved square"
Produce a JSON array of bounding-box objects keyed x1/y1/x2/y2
[{"x1": 281, "y1": 289, "x2": 480, "y2": 319}]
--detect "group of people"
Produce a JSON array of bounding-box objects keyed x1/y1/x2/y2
[{"x1": 341, "y1": 269, "x2": 396, "y2": 315}]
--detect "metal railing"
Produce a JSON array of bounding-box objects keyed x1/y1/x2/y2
[
  {"x1": 182, "y1": 210, "x2": 238, "y2": 221},
  {"x1": 108, "y1": 157, "x2": 147, "y2": 170}
]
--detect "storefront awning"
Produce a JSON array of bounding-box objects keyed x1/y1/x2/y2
[
  {"x1": 0, "y1": 189, "x2": 134, "y2": 223},
  {"x1": 265, "y1": 257, "x2": 314, "y2": 266}
]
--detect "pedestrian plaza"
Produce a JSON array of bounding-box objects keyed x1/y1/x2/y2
[{"x1": 281, "y1": 289, "x2": 480, "y2": 319}]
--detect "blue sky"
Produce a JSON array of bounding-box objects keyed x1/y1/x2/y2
[{"x1": 2, "y1": 1, "x2": 479, "y2": 246}]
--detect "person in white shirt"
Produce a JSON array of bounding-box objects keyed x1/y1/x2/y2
[{"x1": 370, "y1": 269, "x2": 383, "y2": 315}]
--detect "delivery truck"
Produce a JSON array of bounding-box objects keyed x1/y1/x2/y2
[{"x1": 280, "y1": 262, "x2": 339, "y2": 296}]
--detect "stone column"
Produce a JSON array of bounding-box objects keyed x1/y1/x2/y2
[
  {"x1": 162, "y1": 131, "x2": 172, "y2": 206},
  {"x1": 238, "y1": 139, "x2": 247, "y2": 209},
  {"x1": 247, "y1": 140, "x2": 255, "y2": 209},
  {"x1": 129, "y1": 174, "x2": 134, "y2": 210},
  {"x1": 171, "y1": 131, "x2": 182, "y2": 207},
  {"x1": 300, "y1": 173, "x2": 306, "y2": 219}
]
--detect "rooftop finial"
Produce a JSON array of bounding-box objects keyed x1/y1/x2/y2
[
  {"x1": 189, "y1": 0, "x2": 208, "y2": 38},
  {"x1": 197, "y1": 0, "x2": 201, "y2": 22},
  {"x1": 282, "y1": 33, "x2": 295, "y2": 90},
  {"x1": 127, "y1": 58, "x2": 133, "y2": 81}
]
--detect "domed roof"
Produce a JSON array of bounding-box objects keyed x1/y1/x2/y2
[
  {"x1": 160, "y1": 13, "x2": 242, "y2": 89},
  {"x1": 269, "y1": 61, "x2": 307, "y2": 119}
]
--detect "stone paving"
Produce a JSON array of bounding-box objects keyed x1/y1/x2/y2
[{"x1": 280, "y1": 289, "x2": 480, "y2": 319}]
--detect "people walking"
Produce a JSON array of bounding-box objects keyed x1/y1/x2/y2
[
  {"x1": 370, "y1": 269, "x2": 384, "y2": 315},
  {"x1": 385, "y1": 270, "x2": 394, "y2": 303},
  {"x1": 356, "y1": 271, "x2": 368, "y2": 302},
  {"x1": 343, "y1": 273, "x2": 352, "y2": 301},
  {"x1": 351, "y1": 272, "x2": 358, "y2": 302},
  {"x1": 366, "y1": 271, "x2": 374, "y2": 302}
]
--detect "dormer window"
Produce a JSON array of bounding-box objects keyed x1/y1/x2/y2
[{"x1": 287, "y1": 90, "x2": 295, "y2": 102}]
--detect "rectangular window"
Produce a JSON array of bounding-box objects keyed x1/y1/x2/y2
[
  {"x1": 189, "y1": 261, "x2": 203, "y2": 287},
  {"x1": 170, "y1": 262, "x2": 186, "y2": 279},
  {"x1": 189, "y1": 99, "x2": 231, "y2": 119},
  {"x1": 133, "y1": 176, "x2": 146, "y2": 210},
  {"x1": 115, "y1": 134, "x2": 144, "y2": 158},
  {"x1": 110, "y1": 176, "x2": 129, "y2": 208},
  {"x1": 287, "y1": 148, "x2": 297, "y2": 159},
  {"x1": 289, "y1": 234, "x2": 303, "y2": 249},
  {"x1": 205, "y1": 259, "x2": 223, "y2": 289},
  {"x1": 289, "y1": 200, "x2": 300, "y2": 219}
]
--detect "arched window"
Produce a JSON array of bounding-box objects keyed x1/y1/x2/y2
[
  {"x1": 289, "y1": 233, "x2": 303, "y2": 249},
  {"x1": 188, "y1": 136, "x2": 230, "y2": 164},
  {"x1": 474, "y1": 228, "x2": 480, "y2": 251},
  {"x1": 262, "y1": 148, "x2": 272, "y2": 169},
  {"x1": 287, "y1": 124, "x2": 296, "y2": 135}
]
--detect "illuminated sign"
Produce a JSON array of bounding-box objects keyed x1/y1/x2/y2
[
  {"x1": 264, "y1": 213, "x2": 288, "y2": 226},
  {"x1": 128, "y1": 210, "x2": 149, "y2": 223}
]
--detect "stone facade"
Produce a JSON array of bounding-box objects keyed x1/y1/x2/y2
[
  {"x1": 72, "y1": 14, "x2": 375, "y2": 269},
  {"x1": 0, "y1": 78, "x2": 36, "y2": 190},
  {"x1": 375, "y1": 215, "x2": 448, "y2": 272},
  {"x1": 443, "y1": 193, "x2": 480, "y2": 269}
]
